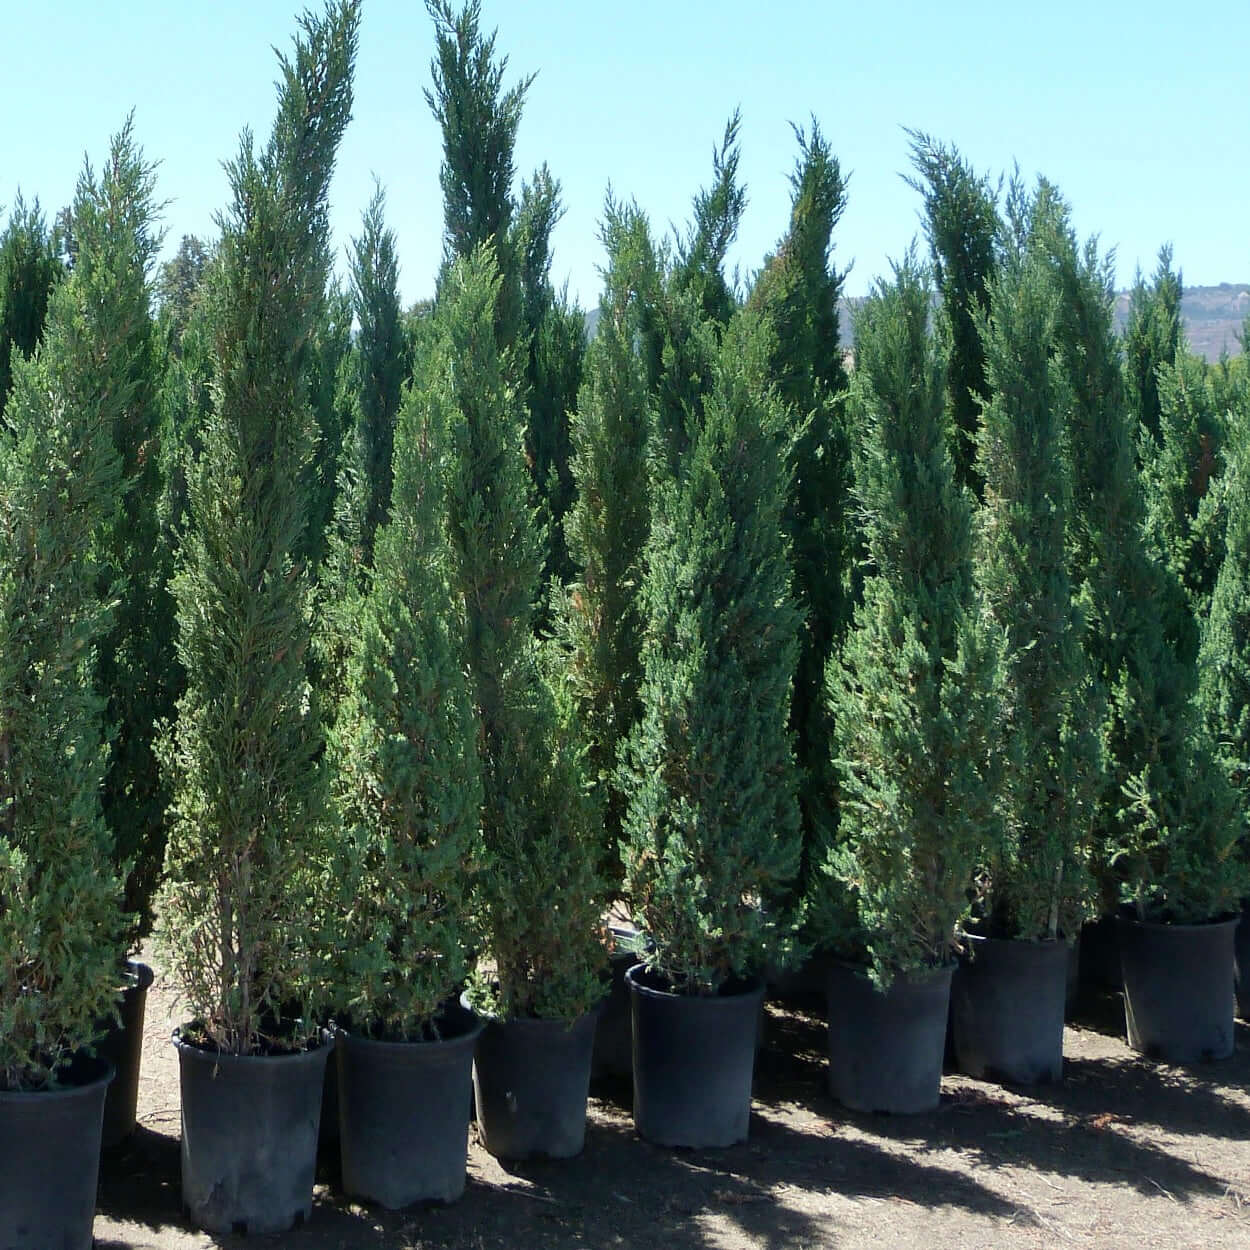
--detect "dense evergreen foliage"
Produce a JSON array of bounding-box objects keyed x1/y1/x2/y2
[
  {"x1": 972, "y1": 186, "x2": 1100, "y2": 942},
  {"x1": 440, "y1": 247, "x2": 603, "y2": 1020},
  {"x1": 622, "y1": 310, "x2": 801, "y2": 993},
  {"x1": 816, "y1": 259, "x2": 1004, "y2": 984},
  {"x1": 747, "y1": 122, "x2": 853, "y2": 919},
  {"x1": 906, "y1": 133, "x2": 999, "y2": 498},
  {"x1": 558, "y1": 200, "x2": 654, "y2": 883},
  {"x1": 158, "y1": 0, "x2": 359, "y2": 1053},
  {"x1": 0, "y1": 137, "x2": 150, "y2": 1088},
  {"x1": 327, "y1": 337, "x2": 482, "y2": 1039},
  {"x1": 0, "y1": 194, "x2": 63, "y2": 417},
  {"x1": 81, "y1": 123, "x2": 175, "y2": 941}
]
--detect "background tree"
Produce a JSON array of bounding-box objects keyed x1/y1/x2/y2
[
  {"x1": 0, "y1": 136, "x2": 148, "y2": 1088},
  {"x1": 0, "y1": 193, "x2": 64, "y2": 418},
  {"x1": 76, "y1": 121, "x2": 175, "y2": 938},
  {"x1": 1124, "y1": 247, "x2": 1182, "y2": 452},
  {"x1": 972, "y1": 186, "x2": 1099, "y2": 941},
  {"x1": 1201, "y1": 405, "x2": 1250, "y2": 811},
  {"x1": 1143, "y1": 349, "x2": 1237, "y2": 637},
  {"x1": 426, "y1": 2, "x2": 583, "y2": 596},
  {"x1": 557, "y1": 197, "x2": 654, "y2": 884},
  {"x1": 345, "y1": 183, "x2": 411, "y2": 567},
  {"x1": 440, "y1": 247, "x2": 603, "y2": 1020},
  {"x1": 622, "y1": 310, "x2": 801, "y2": 992},
  {"x1": 819, "y1": 257, "x2": 1004, "y2": 984},
  {"x1": 906, "y1": 133, "x2": 999, "y2": 497},
  {"x1": 158, "y1": 0, "x2": 359, "y2": 1053},
  {"x1": 747, "y1": 121, "x2": 853, "y2": 923},
  {"x1": 327, "y1": 331, "x2": 482, "y2": 1039}
]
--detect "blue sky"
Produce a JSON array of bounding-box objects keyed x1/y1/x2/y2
[{"x1": 2, "y1": 1, "x2": 1246, "y2": 309}]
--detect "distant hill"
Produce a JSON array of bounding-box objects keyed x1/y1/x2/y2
[
  {"x1": 1113, "y1": 283, "x2": 1249, "y2": 362},
  {"x1": 586, "y1": 284, "x2": 1248, "y2": 364}
]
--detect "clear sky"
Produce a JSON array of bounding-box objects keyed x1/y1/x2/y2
[{"x1": 2, "y1": 1, "x2": 1246, "y2": 310}]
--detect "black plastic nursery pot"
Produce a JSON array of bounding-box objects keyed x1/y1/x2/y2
[
  {"x1": 97, "y1": 959, "x2": 154, "y2": 1149},
  {"x1": 592, "y1": 925, "x2": 643, "y2": 1082},
  {"x1": 1078, "y1": 915, "x2": 1123, "y2": 992},
  {"x1": 471, "y1": 1005, "x2": 600, "y2": 1160},
  {"x1": 951, "y1": 934, "x2": 1068, "y2": 1085},
  {"x1": 0, "y1": 1055, "x2": 113, "y2": 1250},
  {"x1": 1235, "y1": 903, "x2": 1250, "y2": 1023},
  {"x1": 826, "y1": 962, "x2": 953, "y2": 1114},
  {"x1": 1118, "y1": 914, "x2": 1238, "y2": 1063},
  {"x1": 174, "y1": 1029, "x2": 329, "y2": 1236},
  {"x1": 627, "y1": 964, "x2": 765, "y2": 1149},
  {"x1": 336, "y1": 1003, "x2": 484, "y2": 1209}
]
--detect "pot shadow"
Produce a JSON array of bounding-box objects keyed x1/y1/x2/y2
[
  {"x1": 754, "y1": 992, "x2": 1236, "y2": 1207},
  {"x1": 462, "y1": 1097, "x2": 1018, "y2": 1250}
]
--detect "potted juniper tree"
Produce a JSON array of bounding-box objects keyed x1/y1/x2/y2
[
  {"x1": 557, "y1": 198, "x2": 656, "y2": 1079},
  {"x1": 156, "y1": 3, "x2": 358, "y2": 1234},
  {"x1": 1201, "y1": 412, "x2": 1250, "y2": 1025},
  {"x1": 0, "y1": 150, "x2": 133, "y2": 1249},
  {"x1": 621, "y1": 308, "x2": 802, "y2": 1149},
  {"x1": 956, "y1": 183, "x2": 1101, "y2": 1086},
  {"x1": 1040, "y1": 200, "x2": 1247, "y2": 1063},
  {"x1": 70, "y1": 120, "x2": 171, "y2": 1152},
  {"x1": 441, "y1": 247, "x2": 606, "y2": 1161},
  {"x1": 815, "y1": 257, "x2": 1005, "y2": 1114},
  {"x1": 325, "y1": 343, "x2": 484, "y2": 1208}
]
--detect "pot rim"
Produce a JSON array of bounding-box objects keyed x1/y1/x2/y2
[
  {"x1": 0, "y1": 1057, "x2": 114, "y2": 1101},
  {"x1": 120, "y1": 960, "x2": 155, "y2": 993},
  {"x1": 624, "y1": 962, "x2": 764, "y2": 1002},
  {"x1": 334, "y1": 1009, "x2": 485, "y2": 1052},
  {"x1": 457, "y1": 988, "x2": 606, "y2": 1028},
  {"x1": 172, "y1": 1026, "x2": 330, "y2": 1066},
  {"x1": 1115, "y1": 913, "x2": 1241, "y2": 933}
]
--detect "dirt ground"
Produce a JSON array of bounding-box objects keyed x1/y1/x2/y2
[{"x1": 95, "y1": 961, "x2": 1250, "y2": 1250}]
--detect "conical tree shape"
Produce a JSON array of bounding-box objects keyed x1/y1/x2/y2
[
  {"x1": 557, "y1": 198, "x2": 654, "y2": 883},
  {"x1": 327, "y1": 339, "x2": 482, "y2": 1039},
  {"x1": 973, "y1": 185, "x2": 1099, "y2": 941},
  {"x1": 622, "y1": 310, "x2": 801, "y2": 993},
  {"x1": 158, "y1": 1, "x2": 359, "y2": 1053},
  {"x1": 815, "y1": 257, "x2": 1005, "y2": 984},
  {"x1": 906, "y1": 133, "x2": 999, "y2": 498},
  {"x1": 0, "y1": 133, "x2": 150, "y2": 1087},
  {"x1": 748, "y1": 121, "x2": 853, "y2": 918},
  {"x1": 1201, "y1": 408, "x2": 1250, "y2": 807},
  {"x1": 82, "y1": 120, "x2": 174, "y2": 940},
  {"x1": 1124, "y1": 247, "x2": 1183, "y2": 451},
  {"x1": 0, "y1": 193, "x2": 63, "y2": 417},
  {"x1": 440, "y1": 246, "x2": 603, "y2": 1020}
]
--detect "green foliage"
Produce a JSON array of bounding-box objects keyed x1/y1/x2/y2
[
  {"x1": 425, "y1": 0, "x2": 529, "y2": 353},
  {"x1": 0, "y1": 143, "x2": 145, "y2": 1087},
  {"x1": 1144, "y1": 350, "x2": 1237, "y2": 634},
  {"x1": 327, "y1": 348, "x2": 482, "y2": 1040},
  {"x1": 557, "y1": 198, "x2": 655, "y2": 885},
  {"x1": 347, "y1": 184, "x2": 412, "y2": 567},
  {"x1": 158, "y1": 1, "x2": 359, "y2": 1054},
  {"x1": 76, "y1": 121, "x2": 175, "y2": 941},
  {"x1": 154, "y1": 234, "x2": 207, "y2": 345},
  {"x1": 972, "y1": 188, "x2": 1100, "y2": 941},
  {"x1": 1124, "y1": 247, "x2": 1182, "y2": 450},
  {"x1": 906, "y1": 132, "x2": 999, "y2": 497},
  {"x1": 747, "y1": 121, "x2": 853, "y2": 916},
  {"x1": 622, "y1": 310, "x2": 801, "y2": 994},
  {"x1": 440, "y1": 248, "x2": 604, "y2": 1021},
  {"x1": 816, "y1": 258, "x2": 1005, "y2": 985},
  {"x1": 0, "y1": 193, "x2": 64, "y2": 418},
  {"x1": 672, "y1": 111, "x2": 747, "y2": 330},
  {"x1": 1201, "y1": 409, "x2": 1250, "y2": 804}
]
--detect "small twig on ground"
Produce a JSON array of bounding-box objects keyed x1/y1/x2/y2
[{"x1": 1147, "y1": 1178, "x2": 1179, "y2": 1204}]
